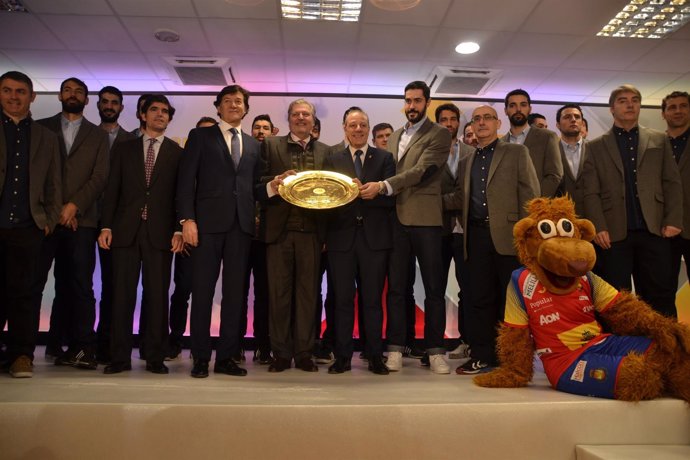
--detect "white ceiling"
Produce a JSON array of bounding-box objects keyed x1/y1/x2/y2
[{"x1": 1, "y1": 0, "x2": 689, "y2": 104}]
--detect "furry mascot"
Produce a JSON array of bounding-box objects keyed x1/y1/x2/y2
[{"x1": 473, "y1": 196, "x2": 690, "y2": 401}]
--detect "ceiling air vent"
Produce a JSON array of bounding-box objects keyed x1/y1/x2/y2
[
  {"x1": 162, "y1": 57, "x2": 234, "y2": 87},
  {"x1": 426, "y1": 67, "x2": 501, "y2": 96}
]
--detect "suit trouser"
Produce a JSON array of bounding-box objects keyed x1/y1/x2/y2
[
  {"x1": 595, "y1": 230, "x2": 676, "y2": 318},
  {"x1": 442, "y1": 233, "x2": 466, "y2": 338},
  {"x1": 240, "y1": 239, "x2": 270, "y2": 351},
  {"x1": 464, "y1": 224, "x2": 520, "y2": 365},
  {"x1": 314, "y1": 252, "x2": 336, "y2": 349},
  {"x1": 169, "y1": 252, "x2": 192, "y2": 344},
  {"x1": 110, "y1": 222, "x2": 172, "y2": 364},
  {"x1": 0, "y1": 226, "x2": 44, "y2": 361},
  {"x1": 190, "y1": 226, "x2": 251, "y2": 362},
  {"x1": 329, "y1": 228, "x2": 388, "y2": 358},
  {"x1": 266, "y1": 230, "x2": 320, "y2": 361},
  {"x1": 386, "y1": 220, "x2": 446, "y2": 355},
  {"x1": 670, "y1": 236, "x2": 690, "y2": 291},
  {"x1": 35, "y1": 225, "x2": 98, "y2": 351}
]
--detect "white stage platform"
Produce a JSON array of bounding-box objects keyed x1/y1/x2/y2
[{"x1": 1, "y1": 347, "x2": 689, "y2": 460}]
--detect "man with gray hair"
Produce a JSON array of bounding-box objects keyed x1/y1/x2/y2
[
  {"x1": 259, "y1": 98, "x2": 330, "y2": 373},
  {"x1": 583, "y1": 84, "x2": 683, "y2": 318}
]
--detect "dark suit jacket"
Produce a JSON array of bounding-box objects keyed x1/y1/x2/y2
[
  {"x1": 441, "y1": 141, "x2": 473, "y2": 235},
  {"x1": 582, "y1": 126, "x2": 683, "y2": 241},
  {"x1": 0, "y1": 118, "x2": 62, "y2": 231},
  {"x1": 503, "y1": 126, "x2": 562, "y2": 197},
  {"x1": 555, "y1": 140, "x2": 587, "y2": 216},
  {"x1": 37, "y1": 114, "x2": 109, "y2": 228},
  {"x1": 257, "y1": 135, "x2": 330, "y2": 243},
  {"x1": 323, "y1": 146, "x2": 396, "y2": 252},
  {"x1": 678, "y1": 136, "x2": 690, "y2": 240},
  {"x1": 387, "y1": 118, "x2": 451, "y2": 226},
  {"x1": 112, "y1": 126, "x2": 136, "y2": 147},
  {"x1": 101, "y1": 137, "x2": 183, "y2": 250},
  {"x1": 177, "y1": 125, "x2": 261, "y2": 236},
  {"x1": 458, "y1": 140, "x2": 540, "y2": 256}
]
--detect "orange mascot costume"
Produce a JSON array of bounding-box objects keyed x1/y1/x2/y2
[{"x1": 473, "y1": 196, "x2": 690, "y2": 401}]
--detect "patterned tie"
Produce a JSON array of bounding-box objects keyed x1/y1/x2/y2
[
  {"x1": 230, "y1": 128, "x2": 240, "y2": 167},
  {"x1": 298, "y1": 139, "x2": 307, "y2": 150},
  {"x1": 354, "y1": 149, "x2": 363, "y2": 180},
  {"x1": 142, "y1": 138, "x2": 156, "y2": 220}
]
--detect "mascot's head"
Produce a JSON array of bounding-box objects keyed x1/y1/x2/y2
[{"x1": 513, "y1": 196, "x2": 597, "y2": 295}]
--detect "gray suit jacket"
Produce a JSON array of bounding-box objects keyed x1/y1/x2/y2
[
  {"x1": 37, "y1": 114, "x2": 109, "y2": 228},
  {"x1": 503, "y1": 126, "x2": 562, "y2": 197},
  {"x1": 678, "y1": 136, "x2": 690, "y2": 240},
  {"x1": 458, "y1": 140, "x2": 540, "y2": 256},
  {"x1": 441, "y1": 141, "x2": 473, "y2": 235},
  {"x1": 582, "y1": 126, "x2": 683, "y2": 241},
  {"x1": 387, "y1": 118, "x2": 451, "y2": 226},
  {"x1": 0, "y1": 118, "x2": 62, "y2": 231},
  {"x1": 556, "y1": 140, "x2": 587, "y2": 216}
]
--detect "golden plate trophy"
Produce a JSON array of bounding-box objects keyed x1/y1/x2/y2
[{"x1": 278, "y1": 170, "x2": 359, "y2": 209}]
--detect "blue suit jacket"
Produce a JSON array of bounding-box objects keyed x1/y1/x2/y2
[{"x1": 176, "y1": 125, "x2": 261, "y2": 236}]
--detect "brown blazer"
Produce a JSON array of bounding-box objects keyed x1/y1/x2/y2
[
  {"x1": 0, "y1": 119, "x2": 62, "y2": 231},
  {"x1": 582, "y1": 126, "x2": 683, "y2": 241},
  {"x1": 556, "y1": 140, "x2": 587, "y2": 216},
  {"x1": 37, "y1": 114, "x2": 109, "y2": 228},
  {"x1": 458, "y1": 140, "x2": 540, "y2": 256},
  {"x1": 503, "y1": 126, "x2": 562, "y2": 197},
  {"x1": 387, "y1": 118, "x2": 452, "y2": 227},
  {"x1": 258, "y1": 135, "x2": 330, "y2": 244}
]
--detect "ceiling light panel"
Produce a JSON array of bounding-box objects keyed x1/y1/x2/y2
[
  {"x1": 281, "y1": 1, "x2": 362, "y2": 22},
  {"x1": 597, "y1": 0, "x2": 689, "y2": 38}
]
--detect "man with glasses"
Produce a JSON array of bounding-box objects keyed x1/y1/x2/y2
[{"x1": 454, "y1": 105, "x2": 539, "y2": 374}]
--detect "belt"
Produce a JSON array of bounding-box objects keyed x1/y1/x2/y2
[
  {"x1": 468, "y1": 218, "x2": 490, "y2": 228},
  {"x1": 355, "y1": 216, "x2": 364, "y2": 227}
]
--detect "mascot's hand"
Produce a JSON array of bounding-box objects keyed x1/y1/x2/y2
[{"x1": 474, "y1": 369, "x2": 530, "y2": 388}]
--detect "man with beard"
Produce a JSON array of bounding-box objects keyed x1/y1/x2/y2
[
  {"x1": 251, "y1": 114, "x2": 274, "y2": 143},
  {"x1": 555, "y1": 104, "x2": 587, "y2": 215},
  {"x1": 95, "y1": 86, "x2": 135, "y2": 363},
  {"x1": 462, "y1": 122, "x2": 478, "y2": 147},
  {"x1": 502, "y1": 89, "x2": 562, "y2": 197},
  {"x1": 662, "y1": 91, "x2": 690, "y2": 286},
  {"x1": 36, "y1": 77, "x2": 109, "y2": 369},
  {"x1": 582, "y1": 84, "x2": 682, "y2": 318},
  {"x1": 436, "y1": 103, "x2": 473, "y2": 361},
  {"x1": 359, "y1": 81, "x2": 451, "y2": 374}
]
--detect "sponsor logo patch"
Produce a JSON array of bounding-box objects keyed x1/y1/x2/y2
[
  {"x1": 589, "y1": 368, "x2": 607, "y2": 381},
  {"x1": 523, "y1": 274, "x2": 538, "y2": 299},
  {"x1": 570, "y1": 360, "x2": 587, "y2": 382}
]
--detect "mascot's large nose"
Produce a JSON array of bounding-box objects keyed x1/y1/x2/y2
[{"x1": 568, "y1": 259, "x2": 589, "y2": 273}]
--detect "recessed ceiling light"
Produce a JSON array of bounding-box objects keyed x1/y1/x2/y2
[
  {"x1": 281, "y1": 1, "x2": 362, "y2": 21},
  {"x1": 154, "y1": 29, "x2": 180, "y2": 43},
  {"x1": 597, "y1": 0, "x2": 689, "y2": 38},
  {"x1": 455, "y1": 42, "x2": 480, "y2": 54},
  {"x1": 369, "y1": 0, "x2": 420, "y2": 11}
]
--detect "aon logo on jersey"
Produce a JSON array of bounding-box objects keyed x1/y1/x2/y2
[{"x1": 540, "y1": 312, "x2": 560, "y2": 326}]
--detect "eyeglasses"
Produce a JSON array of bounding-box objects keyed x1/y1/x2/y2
[{"x1": 471, "y1": 114, "x2": 498, "y2": 123}]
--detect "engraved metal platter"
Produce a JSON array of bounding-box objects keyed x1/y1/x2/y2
[{"x1": 278, "y1": 170, "x2": 359, "y2": 209}]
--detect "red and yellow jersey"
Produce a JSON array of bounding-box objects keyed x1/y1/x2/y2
[{"x1": 504, "y1": 268, "x2": 620, "y2": 385}]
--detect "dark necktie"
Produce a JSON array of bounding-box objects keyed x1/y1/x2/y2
[
  {"x1": 354, "y1": 149, "x2": 363, "y2": 180},
  {"x1": 142, "y1": 138, "x2": 156, "y2": 220},
  {"x1": 230, "y1": 127, "x2": 240, "y2": 167}
]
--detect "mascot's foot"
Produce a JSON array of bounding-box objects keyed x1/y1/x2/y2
[{"x1": 615, "y1": 352, "x2": 664, "y2": 401}]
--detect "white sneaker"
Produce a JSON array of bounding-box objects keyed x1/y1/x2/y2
[
  {"x1": 429, "y1": 354, "x2": 450, "y2": 374},
  {"x1": 386, "y1": 351, "x2": 403, "y2": 371},
  {"x1": 449, "y1": 343, "x2": 471, "y2": 359}
]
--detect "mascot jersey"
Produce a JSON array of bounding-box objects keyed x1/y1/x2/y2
[{"x1": 504, "y1": 268, "x2": 620, "y2": 386}]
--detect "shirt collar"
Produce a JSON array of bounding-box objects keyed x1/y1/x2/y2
[
  {"x1": 290, "y1": 132, "x2": 311, "y2": 145},
  {"x1": 142, "y1": 132, "x2": 165, "y2": 145},
  {"x1": 61, "y1": 114, "x2": 83, "y2": 127},
  {"x1": 218, "y1": 118, "x2": 241, "y2": 134},
  {"x1": 349, "y1": 144, "x2": 369, "y2": 156},
  {"x1": 476, "y1": 139, "x2": 499, "y2": 154},
  {"x1": 404, "y1": 116, "x2": 427, "y2": 133},
  {"x1": 613, "y1": 125, "x2": 639, "y2": 135}
]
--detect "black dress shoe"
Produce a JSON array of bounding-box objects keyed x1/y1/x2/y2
[
  {"x1": 146, "y1": 361, "x2": 169, "y2": 374},
  {"x1": 191, "y1": 359, "x2": 209, "y2": 378},
  {"x1": 103, "y1": 362, "x2": 132, "y2": 374},
  {"x1": 268, "y1": 357, "x2": 291, "y2": 373},
  {"x1": 368, "y1": 355, "x2": 390, "y2": 375},
  {"x1": 214, "y1": 358, "x2": 248, "y2": 376},
  {"x1": 328, "y1": 357, "x2": 352, "y2": 374},
  {"x1": 295, "y1": 357, "x2": 318, "y2": 372}
]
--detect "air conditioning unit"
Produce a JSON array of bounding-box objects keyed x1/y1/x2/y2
[
  {"x1": 162, "y1": 56, "x2": 235, "y2": 86},
  {"x1": 426, "y1": 67, "x2": 501, "y2": 96}
]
